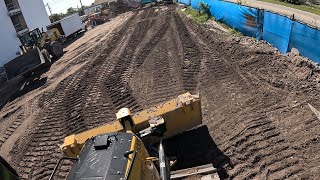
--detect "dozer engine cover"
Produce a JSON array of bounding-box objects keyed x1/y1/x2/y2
[
  {"x1": 67, "y1": 132, "x2": 160, "y2": 180},
  {"x1": 0, "y1": 156, "x2": 19, "y2": 180}
]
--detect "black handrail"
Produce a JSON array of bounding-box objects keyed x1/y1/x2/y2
[{"x1": 48, "y1": 157, "x2": 78, "y2": 180}]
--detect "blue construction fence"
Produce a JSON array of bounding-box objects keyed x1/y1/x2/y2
[
  {"x1": 141, "y1": 0, "x2": 153, "y2": 3},
  {"x1": 178, "y1": 0, "x2": 320, "y2": 63}
]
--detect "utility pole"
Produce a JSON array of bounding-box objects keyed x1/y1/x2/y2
[
  {"x1": 46, "y1": 3, "x2": 52, "y2": 16},
  {"x1": 79, "y1": 0, "x2": 83, "y2": 10},
  {"x1": 79, "y1": 0, "x2": 84, "y2": 15}
]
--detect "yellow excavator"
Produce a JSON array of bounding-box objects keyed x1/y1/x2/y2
[{"x1": 0, "y1": 93, "x2": 204, "y2": 179}]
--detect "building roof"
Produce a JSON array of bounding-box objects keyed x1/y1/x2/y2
[
  {"x1": 83, "y1": 4, "x2": 102, "y2": 10},
  {"x1": 94, "y1": 0, "x2": 117, "y2": 5}
]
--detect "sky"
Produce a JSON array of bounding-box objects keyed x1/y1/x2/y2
[{"x1": 42, "y1": 0, "x2": 95, "y2": 15}]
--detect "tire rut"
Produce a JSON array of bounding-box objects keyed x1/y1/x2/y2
[
  {"x1": 81, "y1": 13, "x2": 142, "y2": 128},
  {"x1": 143, "y1": 14, "x2": 186, "y2": 106},
  {"x1": 177, "y1": 15, "x2": 306, "y2": 179},
  {"x1": 103, "y1": 18, "x2": 155, "y2": 113},
  {"x1": 135, "y1": 14, "x2": 170, "y2": 68},
  {"x1": 4, "y1": 7, "x2": 317, "y2": 180},
  {"x1": 173, "y1": 14, "x2": 202, "y2": 93},
  {"x1": 199, "y1": 38, "x2": 303, "y2": 180},
  {"x1": 15, "y1": 13, "x2": 140, "y2": 180},
  {"x1": 0, "y1": 108, "x2": 23, "y2": 148}
]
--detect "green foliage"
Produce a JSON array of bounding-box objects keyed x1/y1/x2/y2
[
  {"x1": 179, "y1": 6, "x2": 243, "y2": 36},
  {"x1": 180, "y1": 7, "x2": 210, "y2": 23},
  {"x1": 279, "y1": 0, "x2": 304, "y2": 5},
  {"x1": 199, "y1": 2, "x2": 210, "y2": 16},
  {"x1": 228, "y1": 28, "x2": 242, "y2": 36},
  {"x1": 66, "y1": 8, "x2": 79, "y2": 15},
  {"x1": 259, "y1": 0, "x2": 320, "y2": 15},
  {"x1": 49, "y1": 7, "x2": 81, "y2": 23},
  {"x1": 50, "y1": 13, "x2": 64, "y2": 23}
]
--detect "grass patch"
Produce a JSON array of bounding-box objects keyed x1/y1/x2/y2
[
  {"x1": 178, "y1": 7, "x2": 243, "y2": 36},
  {"x1": 179, "y1": 7, "x2": 210, "y2": 23},
  {"x1": 259, "y1": 0, "x2": 320, "y2": 15},
  {"x1": 228, "y1": 27, "x2": 243, "y2": 36}
]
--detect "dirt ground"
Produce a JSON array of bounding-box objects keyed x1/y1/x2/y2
[{"x1": 1, "y1": 5, "x2": 320, "y2": 179}]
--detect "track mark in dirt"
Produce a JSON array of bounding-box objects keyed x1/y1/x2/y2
[
  {"x1": 0, "y1": 103, "x2": 36, "y2": 151},
  {"x1": 146, "y1": 37, "x2": 174, "y2": 105},
  {"x1": 129, "y1": 12, "x2": 188, "y2": 109},
  {"x1": 135, "y1": 15, "x2": 170, "y2": 68},
  {"x1": 139, "y1": 8, "x2": 152, "y2": 19},
  {"x1": 0, "y1": 113, "x2": 24, "y2": 148},
  {"x1": 190, "y1": 19, "x2": 305, "y2": 178},
  {"x1": 80, "y1": 16, "x2": 140, "y2": 128},
  {"x1": 3, "y1": 6, "x2": 320, "y2": 180},
  {"x1": 16, "y1": 77, "x2": 73, "y2": 179},
  {"x1": 1, "y1": 106, "x2": 21, "y2": 119},
  {"x1": 226, "y1": 112, "x2": 303, "y2": 179},
  {"x1": 140, "y1": 14, "x2": 186, "y2": 106},
  {"x1": 200, "y1": 51, "x2": 303, "y2": 179},
  {"x1": 14, "y1": 13, "x2": 142, "y2": 180},
  {"x1": 51, "y1": 13, "x2": 138, "y2": 81},
  {"x1": 104, "y1": 19, "x2": 155, "y2": 112},
  {"x1": 173, "y1": 14, "x2": 202, "y2": 93}
]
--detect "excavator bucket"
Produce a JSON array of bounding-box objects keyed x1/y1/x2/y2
[{"x1": 61, "y1": 92, "x2": 202, "y2": 157}]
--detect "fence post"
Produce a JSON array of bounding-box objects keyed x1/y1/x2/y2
[
  {"x1": 287, "y1": 13, "x2": 295, "y2": 53},
  {"x1": 257, "y1": 8, "x2": 264, "y2": 40}
]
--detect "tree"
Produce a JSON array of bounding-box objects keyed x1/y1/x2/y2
[
  {"x1": 279, "y1": 0, "x2": 305, "y2": 4},
  {"x1": 66, "y1": 7, "x2": 78, "y2": 15},
  {"x1": 50, "y1": 13, "x2": 64, "y2": 23},
  {"x1": 49, "y1": 7, "x2": 80, "y2": 23}
]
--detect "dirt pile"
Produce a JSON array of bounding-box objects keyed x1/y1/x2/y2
[
  {"x1": 0, "y1": 5, "x2": 320, "y2": 179},
  {"x1": 109, "y1": 0, "x2": 136, "y2": 15}
]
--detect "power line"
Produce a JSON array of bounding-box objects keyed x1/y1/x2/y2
[
  {"x1": 45, "y1": 3, "x2": 52, "y2": 16},
  {"x1": 45, "y1": 0, "x2": 93, "y2": 14},
  {"x1": 79, "y1": 0, "x2": 83, "y2": 10},
  {"x1": 47, "y1": 0, "x2": 66, "y2": 5}
]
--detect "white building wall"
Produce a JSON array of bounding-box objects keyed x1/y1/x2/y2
[
  {"x1": 0, "y1": 1, "x2": 22, "y2": 66},
  {"x1": 18, "y1": 0, "x2": 51, "y2": 31},
  {"x1": 0, "y1": 0, "x2": 51, "y2": 66},
  {"x1": 84, "y1": 4, "x2": 103, "y2": 15}
]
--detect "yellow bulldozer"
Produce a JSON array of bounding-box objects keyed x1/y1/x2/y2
[
  {"x1": 45, "y1": 28, "x2": 67, "y2": 44},
  {"x1": 0, "y1": 93, "x2": 208, "y2": 179},
  {"x1": 3, "y1": 28, "x2": 64, "y2": 81},
  {"x1": 18, "y1": 28, "x2": 64, "y2": 61}
]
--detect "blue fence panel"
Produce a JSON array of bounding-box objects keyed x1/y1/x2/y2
[
  {"x1": 289, "y1": 22, "x2": 320, "y2": 62},
  {"x1": 208, "y1": 0, "x2": 260, "y2": 38},
  {"x1": 185, "y1": 0, "x2": 320, "y2": 62},
  {"x1": 191, "y1": 0, "x2": 200, "y2": 9},
  {"x1": 179, "y1": 0, "x2": 191, "y2": 5},
  {"x1": 262, "y1": 12, "x2": 293, "y2": 53},
  {"x1": 191, "y1": 0, "x2": 211, "y2": 10},
  {"x1": 141, "y1": 0, "x2": 153, "y2": 3}
]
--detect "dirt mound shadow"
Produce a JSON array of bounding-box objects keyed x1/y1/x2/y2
[{"x1": 164, "y1": 125, "x2": 232, "y2": 179}]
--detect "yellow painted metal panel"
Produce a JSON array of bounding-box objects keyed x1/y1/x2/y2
[{"x1": 60, "y1": 92, "x2": 202, "y2": 157}]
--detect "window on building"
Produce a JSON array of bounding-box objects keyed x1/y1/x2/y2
[
  {"x1": 10, "y1": 15, "x2": 27, "y2": 32},
  {"x1": 4, "y1": 0, "x2": 20, "y2": 11}
]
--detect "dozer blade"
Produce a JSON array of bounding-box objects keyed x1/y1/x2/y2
[
  {"x1": 4, "y1": 47, "x2": 45, "y2": 80},
  {"x1": 61, "y1": 92, "x2": 202, "y2": 157}
]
